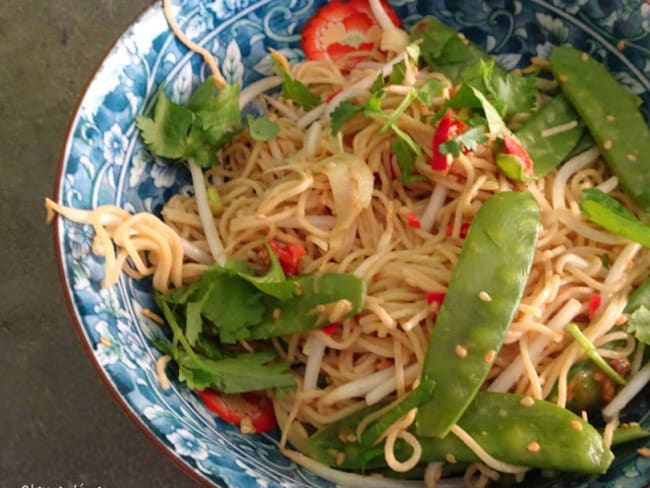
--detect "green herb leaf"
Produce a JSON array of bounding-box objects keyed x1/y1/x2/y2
[
  {"x1": 136, "y1": 78, "x2": 242, "y2": 168},
  {"x1": 388, "y1": 60, "x2": 407, "y2": 85},
  {"x1": 246, "y1": 114, "x2": 280, "y2": 141},
  {"x1": 136, "y1": 86, "x2": 194, "y2": 160},
  {"x1": 176, "y1": 350, "x2": 295, "y2": 393},
  {"x1": 391, "y1": 138, "x2": 425, "y2": 183},
  {"x1": 272, "y1": 56, "x2": 321, "y2": 111},
  {"x1": 330, "y1": 101, "x2": 365, "y2": 134},
  {"x1": 439, "y1": 126, "x2": 488, "y2": 157},
  {"x1": 627, "y1": 305, "x2": 650, "y2": 345},
  {"x1": 579, "y1": 189, "x2": 650, "y2": 248},
  {"x1": 415, "y1": 78, "x2": 445, "y2": 106}
]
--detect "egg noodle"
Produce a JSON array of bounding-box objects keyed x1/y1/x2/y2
[{"x1": 46, "y1": 1, "x2": 650, "y2": 486}]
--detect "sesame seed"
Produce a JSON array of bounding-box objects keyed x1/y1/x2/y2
[
  {"x1": 637, "y1": 447, "x2": 650, "y2": 458},
  {"x1": 479, "y1": 290, "x2": 492, "y2": 302},
  {"x1": 445, "y1": 453, "x2": 457, "y2": 464},
  {"x1": 581, "y1": 410, "x2": 589, "y2": 422},
  {"x1": 627, "y1": 153, "x2": 638, "y2": 161},
  {"x1": 527, "y1": 441, "x2": 541, "y2": 452},
  {"x1": 520, "y1": 396, "x2": 535, "y2": 407},
  {"x1": 484, "y1": 349, "x2": 496, "y2": 363},
  {"x1": 603, "y1": 139, "x2": 613, "y2": 150},
  {"x1": 455, "y1": 344, "x2": 468, "y2": 358},
  {"x1": 606, "y1": 114, "x2": 616, "y2": 122},
  {"x1": 559, "y1": 74, "x2": 569, "y2": 84},
  {"x1": 570, "y1": 420, "x2": 583, "y2": 431},
  {"x1": 336, "y1": 451, "x2": 346, "y2": 466},
  {"x1": 617, "y1": 40, "x2": 625, "y2": 51},
  {"x1": 581, "y1": 52, "x2": 589, "y2": 62},
  {"x1": 240, "y1": 417, "x2": 255, "y2": 434},
  {"x1": 273, "y1": 308, "x2": 281, "y2": 319},
  {"x1": 99, "y1": 336, "x2": 113, "y2": 347},
  {"x1": 615, "y1": 314, "x2": 628, "y2": 325}
]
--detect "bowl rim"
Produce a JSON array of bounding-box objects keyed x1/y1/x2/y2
[{"x1": 50, "y1": 1, "x2": 220, "y2": 485}]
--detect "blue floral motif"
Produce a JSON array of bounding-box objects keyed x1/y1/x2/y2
[
  {"x1": 53, "y1": 1, "x2": 650, "y2": 487},
  {"x1": 102, "y1": 123, "x2": 129, "y2": 166},
  {"x1": 167, "y1": 428, "x2": 210, "y2": 461}
]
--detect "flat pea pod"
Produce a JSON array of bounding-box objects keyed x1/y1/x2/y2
[
  {"x1": 549, "y1": 46, "x2": 650, "y2": 212},
  {"x1": 304, "y1": 392, "x2": 614, "y2": 475},
  {"x1": 416, "y1": 191, "x2": 540, "y2": 438},
  {"x1": 515, "y1": 94, "x2": 585, "y2": 177}
]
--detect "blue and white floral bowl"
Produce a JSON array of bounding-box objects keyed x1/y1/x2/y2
[{"x1": 53, "y1": 0, "x2": 650, "y2": 486}]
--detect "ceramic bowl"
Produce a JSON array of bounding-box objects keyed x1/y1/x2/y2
[{"x1": 53, "y1": 0, "x2": 650, "y2": 486}]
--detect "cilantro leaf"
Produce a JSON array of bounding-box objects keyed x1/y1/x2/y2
[
  {"x1": 391, "y1": 138, "x2": 425, "y2": 183},
  {"x1": 627, "y1": 306, "x2": 650, "y2": 345},
  {"x1": 272, "y1": 56, "x2": 321, "y2": 111},
  {"x1": 136, "y1": 77, "x2": 242, "y2": 168},
  {"x1": 389, "y1": 60, "x2": 407, "y2": 85},
  {"x1": 136, "y1": 86, "x2": 193, "y2": 160},
  {"x1": 175, "y1": 350, "x2": 296, "y2": 393},
  {"x1": 416, "y1": 78, "x2": 445, "y2": 106},
  {"x1": 246, "y1": 114, "x2": 279, "y2": 142},
  {"x1": 330, "y1": 101, "x2": 365, "y2": 134}
]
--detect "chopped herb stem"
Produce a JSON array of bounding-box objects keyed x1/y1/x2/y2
[{"x1": 566, "y1": 323, "x2": 626, "y2": 385}]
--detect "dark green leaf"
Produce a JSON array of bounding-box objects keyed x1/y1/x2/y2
[
  {"x1": 330, "y1": 101, "x2": 365, "y2": 134},
  {"x1": 176, "y1": 351, "x2": 295, "y2": 393},
  {"x1": 579, "y1": 189, "x2": 650, "y2": 247},
  {"x1": 246, "y1": 114, "x2": 280, "y2": 142},
  {"x1": 272, "y1": 56, "x2": 321, "y2": 111},
  {"x1": 391, "y1": 138, "x2": 425, "y2": 183},
  {"x1": 136, "y1": 86, "x2": 193, "y2": 160},
  {"x1": 627, "y1": 306, "x2": 650, "y2": 345}
]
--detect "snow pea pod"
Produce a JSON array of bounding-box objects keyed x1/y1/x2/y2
[
  {"x1": 515, "y1": 94, "x2": 585, "y2": 177},
  {"x1": 304, "y1": 392, "x2": 613, "y2": 475},
  {"x1": 416, "y1": 191, "x2": 540, "y2": 438},
  {"x1": 549, "y1": 46, "x2": 650, "y2": 212}
]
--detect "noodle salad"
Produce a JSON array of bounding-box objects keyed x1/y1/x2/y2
[{"x1": 47, "y1": 0, "x2": 650, "y2": 486}]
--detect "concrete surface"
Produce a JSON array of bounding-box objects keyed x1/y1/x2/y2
[{"x1": 0, "y1": 1, "x2": 199, "y2": 486}]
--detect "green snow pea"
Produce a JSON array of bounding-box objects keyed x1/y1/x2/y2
[
  {"x1": 515, "y1": 94, "x2": 585, "y2": 177},
  {"x1": 610, "y1": 423, "x2": 650, "y2": 445},
  {"x1": 550, "y1": 46, "x2": 650, "y2": 212},
  {"x1": 304, "y1": 392, "x2": 613, "y2": 475},
  {"x1": 416, "y1": 191, "x2": 540, "y2": 438}
]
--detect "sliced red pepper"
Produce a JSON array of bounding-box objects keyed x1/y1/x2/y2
[
  {"x1": 301, "y1": 0, "x2": 401, "y2": 65},
  {"x1": 431, "y1": 110, "x2": 467, "y2": 171},
  {"x1": 445, "y1": 222, "x2": 470, "y2": 239},
  {"x1": 497, "y1": 134, "x2": 535, "y2": 181},
  {"x1": 406, "y1": 211, "x2": 421, "y2": 229},
  {"x1": 268, "y1": 239, "x2": 306, "y2": 276},
  {"x1": 325, "y1": 87, "x2": 344, "y2": 103},
  {"x1": 588, "y1": 294, "x2": 602, "y2": 320},
  {"x1": 195, "y1": 389, "x2": 277, "y2": 433},
  {"x1": 426, "y1": 291, "x2": 446, "y2": 306},
  {"x1": 321, "y1": 322, "x2": 341, "y2": 336}
]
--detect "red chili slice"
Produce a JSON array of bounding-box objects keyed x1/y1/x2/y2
[
  {"x1": 321, "y1": 322, "x2": 341, "y2": 336},
  {"x1": 406, "y1": 211, "x2": 421, "y2": 229},
  {"x1": 502, "y1": 134, "x2": 535, "y2": 178},
  {"x1": 195, "y1": 389, "x2": 277, "y2": 433},
  {"x1": 426, "y1": 291, "x2": 446, "y2": 306},
  {"x1": 431, "y1": 110, "x2": 467, "y2": 171},
  {"x1": 268, "y1": 239, "x2": 306, "y2": 276},
  {"x1": 301, "y1": 0, "x2": 401, "y2": 65},
  {"x1": 445, "y1": 222, "x2": 470, "y2": 239},
  {"x1": 587, "y1": 293, "x2": 602, "y2": 320}
]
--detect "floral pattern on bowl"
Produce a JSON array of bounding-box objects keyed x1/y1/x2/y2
[{"x1": 54, "y1": 0, "x2": 650, "y2": 486}]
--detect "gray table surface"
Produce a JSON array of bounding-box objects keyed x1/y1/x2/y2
[{"x1": 1, "y1": 1, "x2": 199, "y2": 486}]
